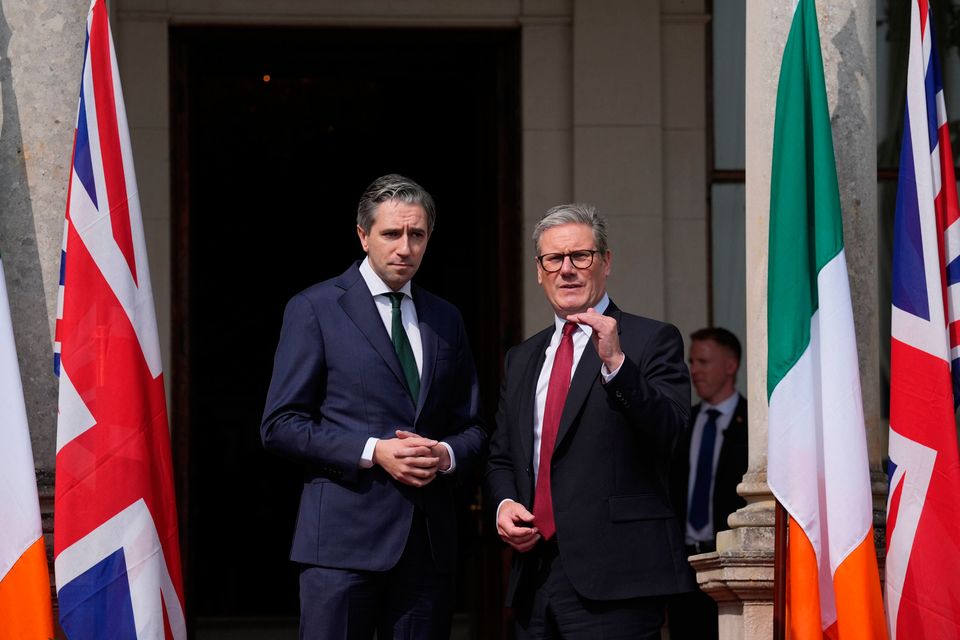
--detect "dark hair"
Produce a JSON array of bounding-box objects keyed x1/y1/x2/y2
[
  {"x1": 356, "y1": 174, "x2": 436, "y2": 234},
  {"x1": 690, "y1": 327, "x2": 742, "y2": 366}
]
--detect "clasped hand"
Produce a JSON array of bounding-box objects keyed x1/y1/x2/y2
[{"x1": 373, "y1": 429, "x2": 450, "y2": 487}]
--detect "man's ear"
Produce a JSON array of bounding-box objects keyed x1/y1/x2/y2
[
  {"x1": 725, "y1": 357, "x2": 739, "y2": 377},
  {"x1": 357, "y1": 225, "x2": 369, "y2": 252}
]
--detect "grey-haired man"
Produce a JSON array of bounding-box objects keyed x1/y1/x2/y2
[{"x1": 486, "y1": 203, "x2": 694, "y2": 638}]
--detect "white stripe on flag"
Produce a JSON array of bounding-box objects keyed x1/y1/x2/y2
[
  {"x1": 0, "y1": 260, "x2": 44, "y2": 581},
  {"x1": 768, "y1": 250, "x2": 873, "y2": 629}
]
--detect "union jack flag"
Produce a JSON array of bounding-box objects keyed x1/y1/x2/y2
[
  {"x1": 54, "y1": 1, "x2": 185, "y2": 637},
  {"x1": 887, "y1": 1, "x2": 960, "y2": 637}
]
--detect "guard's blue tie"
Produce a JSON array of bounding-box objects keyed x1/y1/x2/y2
[{"x1": 689, "y1": 409, "x2": 721, "y2": 531}]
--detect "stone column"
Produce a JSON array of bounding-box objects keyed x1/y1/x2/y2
[
  {"x1": 0, "y1": 1, "x2": 86, "y2": 491},
  {"x1": 571, "y1": 0, "x2": 665, "y2": 321},
  {"x1": 662, "y1": 5, "x2": 709, "y2": 340},
  {"x1": 0, "y1": 2, "x2": 87, "y2": 620},
  {"x1": 521, "y1": 1, "x2": 573, "y2": 336},
  {"x1": 690, "y1": 2, "x2": 879, "y2": 639}
]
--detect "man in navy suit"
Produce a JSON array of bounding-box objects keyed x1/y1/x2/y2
[
  {"x1": 261, "y1": 174, "x2": 487, "y2": 639},
  {"x1": 486, "y1": 203, "x2": 694, "y2": 639},
  {"x1": 667, "y1": 327, "x2": 748, "y2": 640}
]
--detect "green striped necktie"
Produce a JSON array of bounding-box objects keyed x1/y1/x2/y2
[{"x1": 385, "y1": 292, "x2": 420, "y2": 403}]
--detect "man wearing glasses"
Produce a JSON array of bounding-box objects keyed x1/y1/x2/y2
[{"x1": 486, "y1": 203, "x2": 694, "y2": 638}]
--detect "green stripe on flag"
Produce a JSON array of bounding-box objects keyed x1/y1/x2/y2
[{"x1": 767, "y1": 0, "x2": 844, "y2": 398}]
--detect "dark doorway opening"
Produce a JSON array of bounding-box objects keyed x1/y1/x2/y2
[{"x1": 170, "y1": 26, "x2": 520, "y2": 637}]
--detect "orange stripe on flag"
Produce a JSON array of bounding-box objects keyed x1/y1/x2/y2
[
  {"x1": 833, "y1": 535, "x2": 887, "y2": 640},
  {"x1": 787, "y1": 517, "x2": 824, "y2": 640},
  {"x1": 787, "y1": 518, "x2": 887, "y2": 640},
  {"x1": 0, "y1": 537, "x2": 53, "y2": 640}
]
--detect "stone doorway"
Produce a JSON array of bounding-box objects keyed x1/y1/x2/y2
[{"x1": 169, "y1": 25, "x2": 521, "y2": 638}]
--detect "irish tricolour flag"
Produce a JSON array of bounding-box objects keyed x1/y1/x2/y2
[
  {"x1": 766, "y1": 0, "x2": 886, "y2": 637},
  {"x1": 0, "y1": 255, "x2": 54, "y2": 639}
]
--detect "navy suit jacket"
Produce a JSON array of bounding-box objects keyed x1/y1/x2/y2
[
  {"x1": 261, "y1": 262, "x2": 487, "y2": 574},
  {"x1": 670, "y1": 395, "x2": 748, "y2": 539},
  {"x1": 485, "y1": 301, "x2": 696, "y2": 603}
]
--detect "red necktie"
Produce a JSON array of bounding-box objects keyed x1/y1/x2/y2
[{"x1": 533, "y1": 321, "x2": 577, "y2": 540}]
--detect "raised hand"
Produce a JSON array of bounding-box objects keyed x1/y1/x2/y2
[{"x1": 565, "y1": 307, "x2": 624, "y2": 372}]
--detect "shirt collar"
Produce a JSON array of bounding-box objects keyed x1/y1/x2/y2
[
  {"x1": 552, "y1": 293, "x2": 611, "y2": 337},
  {"x1": 359, "y1": 257, "x2": 413, "y2": 299},
  {"x1": 702, "y1": 390, "x2": 740, "y2": 418}
]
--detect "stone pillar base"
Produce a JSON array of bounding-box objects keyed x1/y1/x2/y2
[{"x1": 690, "y1": 477, "x2": 776, "y2": 640}]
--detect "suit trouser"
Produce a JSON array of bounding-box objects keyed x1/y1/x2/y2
[
  {"x1": 513, "y1": 539, "x2": 665, "y2": 640},
  {"x1": 298, "y1": 511, "x2": 453, "y2": 640},
  {"x1": 666, "y1": 588, "x2": 718, "y2": 640},
  {"x1": 666, "y1": 543, "x2": 719, "y2": 640}
]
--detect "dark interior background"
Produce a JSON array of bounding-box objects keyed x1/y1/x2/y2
[{"x1": 171, "y1": 26, "x2": 520, "y2": 636}]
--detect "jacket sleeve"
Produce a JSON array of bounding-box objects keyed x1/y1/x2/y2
[
  {"x1": 260, "y1": 293, "x2": 368, "y2": 484},
  {"x1": 485, "y1": 347, "x2": 521, "y2": 509},
  {"x1": 602, "y1": 321, "x2": 691, "y2": 456},
  {"x1": 438, "y1": 313, "x2": 488, "y2": 480}
]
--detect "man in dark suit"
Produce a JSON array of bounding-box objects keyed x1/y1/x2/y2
[
  {"x1": 485, "y1": 203, "x2": 695, "y2": 639},
  {"x1": 261, "y1": 174, "x2": 487, "y2": 639},
  {"x1": 667, "y1": 327, "x2": 748, "y2": 640}
]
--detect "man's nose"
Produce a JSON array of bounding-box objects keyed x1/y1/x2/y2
[
  {"x1": 559, "y1": 255, "x2": 577, "y2": 275},
  {"x1": 397, "y1": 233, "x2": 411, "y2": 255}
]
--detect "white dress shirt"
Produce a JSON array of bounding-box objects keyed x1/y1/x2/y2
[
  {"x1": 356, "y1": 258, "x2": 454, "y2": 472},
  {"x1": 685, "y1": 390, "x2": 740, "y2": 543}
]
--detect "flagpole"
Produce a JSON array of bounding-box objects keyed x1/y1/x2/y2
[{"x1": 773, "y1": 499, "x2": 787, "y2": 640}]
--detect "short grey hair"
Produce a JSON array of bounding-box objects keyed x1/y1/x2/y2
[
  {"x1": 532, "y1": 203, "x2": 609, "y2": 255},
  {"x1": 357, "y1": 174, "x2": 436, "y2": 234}
]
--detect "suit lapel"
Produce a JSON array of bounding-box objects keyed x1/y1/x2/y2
[
  {"x1": 336, "y1": 266, "x2": 409, "y2": 398},
  {"x1": 413, "y1": 287, "x2": 438, "y2": 420},
  {"x1": 719, "y1": 395, "x2": 748, "y2": 453},
  {"x1": 519, "y1": 331, "x2": 550, "y2": 475},
  {"x1": 678, "y1": 403, "x2": 700, "y2": 478},
  {"x1": 553, "y1": 302, "x2": 623, "y2": 452}
]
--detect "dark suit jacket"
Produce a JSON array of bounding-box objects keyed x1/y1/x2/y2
[
  {"x1": 670, "y1": 395, "x2": 748, "y2": 539},
  {"x1": 261, "y1": 262, "x2": 487, "y2": 574},
  {"x1": 485, "y1": 301, "x2": 696, "y2": 603}
]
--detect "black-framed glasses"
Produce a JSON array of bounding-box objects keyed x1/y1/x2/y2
[{"x1": 536, "y1": 249, "x2": 600, "y2": 273}]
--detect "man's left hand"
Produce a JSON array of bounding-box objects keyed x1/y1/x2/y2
[
  {"x1": 566, "y1": 307, "x2": 624, "y2": 372},
  {"x1": 397, "y1": 429, "x2": 451, "y2": 471}
]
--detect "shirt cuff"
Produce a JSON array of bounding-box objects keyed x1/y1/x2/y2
[
  {"x1": 601, "y1": 357, "x2": 624, "y2": 383},
  {"x1": 438, "y1": 442, "x2": 456, "y2": 474},
  {"x1": 359, "y1": 437, "x2": 379, "y2": 468}
]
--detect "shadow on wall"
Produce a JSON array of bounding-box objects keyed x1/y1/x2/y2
[{"x1": 0, "y1": 4, "x2": 57, "y2": 469}]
